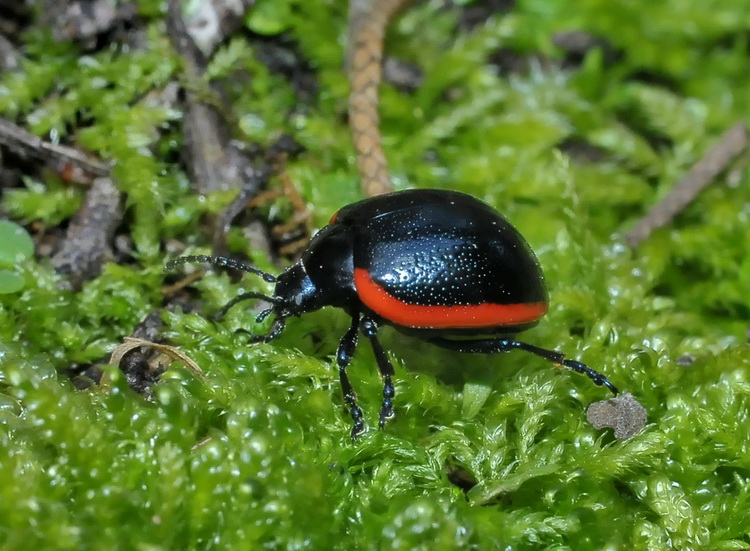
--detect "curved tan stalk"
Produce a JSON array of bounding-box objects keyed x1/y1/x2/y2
[{"x1": 347, "y1": 0, "x2": 407, "y2": 196}]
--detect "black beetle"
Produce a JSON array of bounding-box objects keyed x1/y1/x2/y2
[{"x1": 167, "y1": 189, "x2": 618, "y2": 438}]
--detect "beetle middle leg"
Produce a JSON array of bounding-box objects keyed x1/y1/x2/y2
[
  {"x1": 337, "y1": 314, "x2": 366, "y2": 439},
  {"x1": 428, "y1": 337, "x2": 618, "y2": 395},
  {"x1": 360, "y1": 317, "x2": 396, "y2": 429}
]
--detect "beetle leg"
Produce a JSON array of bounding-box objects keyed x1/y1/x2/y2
[
  {"x1": 337, "y1": 315, "x2": 366, "y2": 439},
  {"x1": 427, "y1": 337, "x2": 618, "y2": 395},
  {"x1": 360, "y1": 317, "x2": 396, "y2": 429},
  {"x1": 238, "y1": 316, "x2": 287, "y2": 344},
  {"x1": 215, "y1": 292, "x2": 277, "y2": 320}
]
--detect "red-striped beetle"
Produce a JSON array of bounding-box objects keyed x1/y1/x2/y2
[{"x1": 167, "y1": 189, "x2": 617, "y2": 439}]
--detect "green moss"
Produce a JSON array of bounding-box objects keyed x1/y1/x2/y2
[
  {"x1": 0, "y1": 220, "x2": 34, "y2": 293},
  {"x1": 1, "y1": 0, "x2": 750, "y2": 548}
]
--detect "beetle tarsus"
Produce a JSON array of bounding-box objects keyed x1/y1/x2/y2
[
  {"x1": 238, "y1": 317, "x2": 287, "y2": 345},
  {"x1": 510, "y1": 341, "x2": 619, "y2": 396},
  {"x1": 263, "y1": 317, "x2": 287, "y2": 342},
  {"x1": 560, "y1": 358, "x2": 619, "y2": 395},
  {"x1": 360, "y1": 317, "x2": 397, "y2": 429},
  {"x1": 338, "y1": 316, "x2": 367, "y2": 439},
  {"x1": 378, "y1": 374, "x2": 395, "y2": 428},
  {"x1": 350, "y1": 417, "x2": 367, "y2": 441}
]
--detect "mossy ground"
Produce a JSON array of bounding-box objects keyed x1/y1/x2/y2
[{"x1": 1, "y1": 0, "x2": 750, "y2": 549}]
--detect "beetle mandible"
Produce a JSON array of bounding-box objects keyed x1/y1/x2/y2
[{"x1": 167, "y1": 189, "x2": 618, "y2": 439}]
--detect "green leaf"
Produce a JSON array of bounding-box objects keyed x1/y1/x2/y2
[
  {"x1": 461, "y1": 380, "x2": 492, "y2": 420},
  {"x1": 0, "y1": 220, "x2": 34, "y2": 266},
  {"x1": 0, "y1": 270, "x2": 25, "y2": 294},
  {"x1": 245, "y1": 0, "x2": 293, "y2": 35},
  {"x1": 2, "y1": 178, "x2": 82, "y2": 225}
]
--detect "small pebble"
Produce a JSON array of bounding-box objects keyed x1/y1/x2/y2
[{"x1": 587, "y1": 392, "x2": 647, "y2": 439}]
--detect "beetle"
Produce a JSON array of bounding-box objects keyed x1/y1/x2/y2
[{"x1": 167, "y1": 189, "x2": 618, "y2": 439}]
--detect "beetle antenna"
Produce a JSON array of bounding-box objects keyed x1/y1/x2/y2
[{"x1": 165, "y1": 255, "x2": 276, "y2": 283}]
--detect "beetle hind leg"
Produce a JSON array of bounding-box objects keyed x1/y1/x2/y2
[
  {"x1": 360, "y1": 317, "x2": 396, "y2": 429},
  {"x1": 428, "y1": 337, "x2": 618, "y2": 395},
  {"x1": 337, "y1": 315, "x2": 366, "y2": 439}
]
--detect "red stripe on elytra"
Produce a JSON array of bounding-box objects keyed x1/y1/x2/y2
[{"x1": 354, "y1": 268, "x2": 548, "y2": 329}]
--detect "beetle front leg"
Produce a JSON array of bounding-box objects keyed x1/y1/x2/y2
[
  {"x1": 236, "y1": 316, "x2": 287, "y2": 344},
  {"x1": 360, "y1": 317, "x2": 396, "y2": 429},
  {"x1": 337, "y1": 315, "x2": 366, "y2": 439}
]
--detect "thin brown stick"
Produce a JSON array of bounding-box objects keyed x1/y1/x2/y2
[
  {"x1": 347, "y1": 0, "x2": 407, "y2": 197},
  {"x1": 162, "y1": 269, "x2": 205, "y2": 297},
  {"x1": 625, "y1": 123, "x2": 748, "y2": 248},
  {"x1": 0, "y1": 117, "x2": 111, "y2": 178},
  {"x1": 51, "y1": 177, "x2": 123, "y2": 290},
  {"x1": 166, "y1": 0, "x2": 260, "y2": 195}
]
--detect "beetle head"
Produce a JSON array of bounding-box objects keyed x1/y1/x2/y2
[
  {"x1": 272, "y1": 262, "x2": 325, "y2": 317},
  {"x1": 165, "y1": 254, "x2": 325, "y2": 343}
]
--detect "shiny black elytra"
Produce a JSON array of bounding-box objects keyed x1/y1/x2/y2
[{"x1": 167, "y1": 189, "x2": 618, "y2": 439}]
